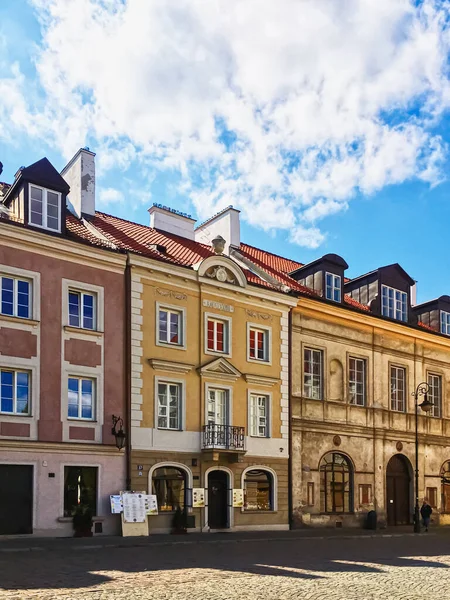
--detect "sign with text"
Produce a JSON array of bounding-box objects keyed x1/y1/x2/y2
[
  {"x1": 193, "y1": 488, "x2": 206, "y2": 508},
  {"x1": 233, "y1": 489, "x2": 244, "y2": 508},
  {"x1": 122, "y1": 492, "x2": 147, "y2": 523},
  {"x1": 144, "y1": 494, "x2": 158, "y2": 515},
  {"x1": 110, "y1": 495, "x2": 123, "y2": 514}
]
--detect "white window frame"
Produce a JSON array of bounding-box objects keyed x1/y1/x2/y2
[
  {"x1": 390, "y1": 365, "x2": 406, "y2": 412},
  {"x1": 62, "y1": 279, "x2": 104, "y2": 332},
  {"x1": 155, "y1": 379, "x2": 183, "y2": 431},
  {"x1": 348, "y1": 357, "x2": 366, "y2": 406},
  {"x1": 0, "y1": 274, "x2": 32, "y2": 319},
  {"x1": 204, "y1": 383, "x2": 232, "y2": 427},
  {"x1": 0, "y1": 265, "x2": 40, "y2": 322},
  {"x1": 0, "y1": 368, "x2": 31, "y2": 416},
  {"x1": 325, "y1": 272, "x2": 341, "y2": 302},
  {"x1": 381, "y1": 284, "x2": 407, "y2": 322},
  {"x1": 441, "y1": 311, "x2": 450, "y2": 335},
  {"x1": 248, "y1": 392, "x2": 271, "y2": 438},
  {"x1": 67, "y1": 376, "x2": 96, "y2": 421},
  {"x1": 428, "y1": 372, "x2": 442, "y2": 418},
  {"x1": 303, "y1": 347, "x2": 323, "y2": 400},
  {"x1": 240, "y1": 465, "x2": 278, "y2": 512},
  {"x1": 204, "y1": 312, "x2": 232, "y2": 357},
  {"x1": 156, "y1": 303, "x2": 186, "y2": 350},
  {"x1": 247, "y1": 323, "x2": 272, "y2": 364},
  {"x1": 28, "y1": 183, "x2": 61, "y2": 233},
  {"x1": 68, "y1": 289, "x2": 97, "y2": 330}
]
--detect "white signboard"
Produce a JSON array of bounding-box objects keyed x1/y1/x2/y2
[
  {"x1": 233, "y1": 489, "x2": 244, "y2": 508},
  {"x1": 122, "y1": 492, "x2": 147, "y2": 523},
  {"x1": 144, "y1": 494, "x2": 158, "y2": 515},
  {"x1": 110, "y1": 495, "x2": 123, "y2": 514},
  {"x1": 193, "y1": 488, "x2": 206, "y2": 508}
]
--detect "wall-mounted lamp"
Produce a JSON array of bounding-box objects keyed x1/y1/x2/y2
[{"x1": 111, "y1": 415, "x2": 126, "y2": 451}]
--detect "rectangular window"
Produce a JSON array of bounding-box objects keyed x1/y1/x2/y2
[
  {"x1": 307, "y1": 482, "x2": 315, "y2": 506},
  {"x1": 0, "y1": 369, "x2": 30, "y2": 414},
  {"x1": 359, "y1": 484, "x2": 372, "y2": 505},
  {"x1": 426, "y1": 487, "x2": 437, "y2": 509},
  {"x1": 157, "y1": 382, "x2": 181, "y2": 430},
  {"x1": 207, "y1": 318, "x2": 228, "y2": 353},
  {"x1": 249, "y1": 394, "x2": 269, "y2": 437},
  {"x1": 428, "y1": 373, "x2": 442, "y2": 418},
  {"x1": 304, "y1": 348, "x2": 323, "y2": 400},
  {"x1": 63, "y1": 466, "x2": 97, "y2": 517},
  {"x1": 29, "y1": 185, "x2": 61, "y2": 232},
  {"x1": 158, "y1": 308, "x2": 182, "y2": 346},
  {"x1": 441, "y1": 311, "x2": 450, "y2": 335},
  {"x1": 68, "y1": 377, "x2": 95, "y2": 420},
  {"x1": 68, "y1": 291, "x2": 96, "y2": 330},
  {"x1": 325, "y1": 272, "x2": 341, "y2": 302},
  {"x1": 249, "y1": 327, "x2": 269, "y2": 361},
  {"x1": 1, "y1": 276, "x2": 31, "y2": 319},
  {"x1": 390, "y1": 366, "x2": 406, "y2": 412},
  {"x1": 349, "y1": 357, "x2": 366, "y2": 406},
  {"x1": 381, "y1": 285, "x2": 407, "y2": 322}
]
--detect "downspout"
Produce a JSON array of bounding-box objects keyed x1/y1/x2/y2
[
  {"x1": 125, "y1": 253, "x2": 132, "y2": 491},
  {"x1": 288, "y1": 308, "x2": 293, "y2": 529}
]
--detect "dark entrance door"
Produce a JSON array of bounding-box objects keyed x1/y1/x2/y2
[
  {"x1": 208, "y1": 470, "x2": 228, "y2": 529},
  {"x1": 0, "y1": 465, "x2": 33, "y2": 535},
  {"x1": 386, "y1": 455, "x2": 411, "y2": 526}
]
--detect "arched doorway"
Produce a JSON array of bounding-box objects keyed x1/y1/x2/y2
[
  {"x1": 386, "y1": 454, "x2": 411, "y2": 525},
  {"x1": 319, "y1": 452, "x2": 354, "y2": 513},
  {"x1": 207, "y1": 470, "x2": 229, "y2": 529}
]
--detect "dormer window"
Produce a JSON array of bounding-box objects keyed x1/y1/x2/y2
[
  {"x1": 381, "y1": 285, "x2": 407, "y2": 322},
  {"x1": 441, "y1": 311, "x2": 450, "y2": 335},
  {"x1": 325, "y1": 273, "x2": 341, "y2": 302},
  {"x1": 29, "y1": 184, "x2": 61, "y2": 232}
]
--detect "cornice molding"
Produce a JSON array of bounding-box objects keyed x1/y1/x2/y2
[
  {"x1": 148, "y1": 358, "x2": 194, "y2": 374},
  {"x1": 244, "y1": 374, "x2": 280, "y2": 387}
]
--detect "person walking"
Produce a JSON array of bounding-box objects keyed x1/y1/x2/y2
[{"x1": 420, "y1": 498, "x2": 433, "y2": 532}]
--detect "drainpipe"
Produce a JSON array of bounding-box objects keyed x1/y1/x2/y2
[
  {"x1": 288, "y1": 308, "x2": 293, "y2": 529},
  {"x1": 125, "y1": 253, "x2": 132, "y2": 491}
]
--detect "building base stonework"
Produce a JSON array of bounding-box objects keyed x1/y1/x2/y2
[{"x1": 131, "y1": 451, "x2": 288, "y2": 533}]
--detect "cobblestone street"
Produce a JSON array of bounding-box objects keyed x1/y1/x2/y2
[{"x1": 1, "y1": 533, "x2": 450, "y2": 599}]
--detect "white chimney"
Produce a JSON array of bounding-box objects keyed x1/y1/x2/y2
[
  {"x1": 61, "y1": 148, "x2": 96, "y2": 218},
  {"x1": 194, "y1": 206, "x2": 240, "y2": 254},
  {"x1": 149, "y1": 204, "x2": 196, "y2": 240},
  {"x1": 410, "y1": 282, "x2": 417, "y2": 306}
]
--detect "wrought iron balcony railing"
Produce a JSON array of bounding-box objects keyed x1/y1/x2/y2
[{"x1": 202, "y1": 424, "x2": 246, "y2": 451}]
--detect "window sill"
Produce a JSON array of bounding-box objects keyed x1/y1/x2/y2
[
  {"x1": 247, "y1": 358, "x2": 271, "y2": 366},
  {"x1": 0, "y1": 413, "x2": 31, "y2": 418},
  {"x1": 241, "y1": 510, "x2": 276, "y2": 514},
  {"x1": 249, "y1": 435, "x2": 270, "y2": 439},
  {"x1": 0, "y1": 314, "x2": 39, "y2": 326},
  {"x1": 64, "y1": 325, "x2": 103, "y2": 337},
  {"x1": 157, "y1": 428, "x2": 183, "y2": 432},
  {"x1": 156, "y1": 341, "x2": 186, "y2": 351},
  {"x1": 67, "y1": 418, "x2": 97, "y2": 423},
  {"x1": 57, "y1": 516, "x2": 105, "y2": 523}
]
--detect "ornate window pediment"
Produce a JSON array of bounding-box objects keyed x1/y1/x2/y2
[
  {"x1": 195, "y1": 256, "x2": 247, "y2": 288},
  {"x1": 199, "y1": 357, "x2": 242, "y2": 382}
]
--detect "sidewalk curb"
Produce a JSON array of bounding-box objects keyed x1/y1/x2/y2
[{"x1": 0, "y1": 531, "x2": 436, "y2": 554}]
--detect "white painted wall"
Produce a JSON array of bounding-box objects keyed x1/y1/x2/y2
[
  {"x1": 0, "y1": 449, "x2": 125, "y2": 537},
  {"x1": 149, "y1": 206, "x2": 196, "y2": 240},
  {"x1": 194, "y1": 207, "x2": 241, "y2": 254}
]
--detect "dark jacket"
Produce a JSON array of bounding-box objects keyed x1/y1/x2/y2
[{"x1": 420, "y1": 503, "x2": 433, "y2": 519}]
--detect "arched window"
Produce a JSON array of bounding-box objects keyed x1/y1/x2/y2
[
  {"x1": 441, "y1": 461, "x2": 450, "y2": 513},
  {"x1": 152, "y1": 466, "x2": 186, "y2": 512},
  {"x1": 243, "y1": 469, "x2": 273, "y2": 511},
  {"x1": 320, "y1": 452, "x2": 353, "y2": 513}
]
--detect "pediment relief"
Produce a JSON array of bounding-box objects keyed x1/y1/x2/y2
[
  {"x1": 199, "y1": 357, "x2": 242, "y2": 382},
  {"x1": 196, "y1": 255, "x2": 247, "y2": 288},
  {"x1": 205, "y1": 265, "x2": 237, "y2": 285}
]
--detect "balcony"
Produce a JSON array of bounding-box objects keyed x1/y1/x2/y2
[{"x1": 202, "y1": 424, "x2": 246, "y2": 460}]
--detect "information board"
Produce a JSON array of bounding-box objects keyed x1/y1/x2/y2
[
  {"x1": 144, "y1": 494, "x2": 158, "y2": 515},
  {"x1": 110, "y1": 495, "x2": 123, "y2": 514},
  {"x1": 193, "y1": 488, "x2": 205, "y2": 508},
  {"x1": 122, "y1": 492, "x2": 147, "y2": 523},
  {"x1": 233, "y1": 489, "x2": 244, "y2": 508}
]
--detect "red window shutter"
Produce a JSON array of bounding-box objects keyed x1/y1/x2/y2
[
  {"x1": 216, "y1": 322, "x2": 224, "y2": 351},
  {"x1": 249, "y1": 329, "x2": 255, "y2": 358},
  {"x1": 207, "y1": 320, "x2": 214, "y2": 350}
]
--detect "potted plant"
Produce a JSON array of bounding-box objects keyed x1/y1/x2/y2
[
  {"x1": 171, "y1": 506, "x2": 187, "y2": 534},
  {"x1": 72, "y1": 504, "x2": 94, "y2": 538}
]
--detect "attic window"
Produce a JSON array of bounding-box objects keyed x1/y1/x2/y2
[
  {"x1": 381, "y1": 285, "x2": 407, "y2": 322},
  {"x1": 325, "y1": 273, "x2": 341, "y2": 302},
  {"x1": 29, "y1": 184, "x2": 61, "y2": 232}
]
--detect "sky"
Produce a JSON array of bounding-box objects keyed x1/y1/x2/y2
[{"x1": 1, "y1": 0, "x2": 450, "y2": 303}]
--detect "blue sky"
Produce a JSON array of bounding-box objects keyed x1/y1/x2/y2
[{"x1": 1, "y1": 0, "x2": 450, "y2": 303}]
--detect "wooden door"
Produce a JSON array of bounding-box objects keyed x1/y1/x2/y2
[
  {"x1": 208, "y1": 471, "x2": 228, "y2": 529},
  {"x1": 0, "y1": 465, "x2": 33, "y2": 535},
  {"x1": 386, "y1": 455, "x2": 411, "y2": 526}
]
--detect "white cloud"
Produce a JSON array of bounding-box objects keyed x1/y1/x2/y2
[
  {"x1": 98, "y1": 187, "x2": 124, "y2": 207},
  {"x1": 1, "y1": 0, "x2": 450, "y2": 247}
]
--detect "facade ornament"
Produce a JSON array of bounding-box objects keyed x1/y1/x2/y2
[
  {"x1": 211, "y1": 235, "x2": 226, "y2": 255},
  {"x1": 246, "y1": 309, "x2": 273, "y2": 322},
  {"x1": 396, "y1": 441, "x2": 403, "y2": 452},
  {"x1": 333, "y1": 435, "x2": 341, "y2": 447},
  {"x1": 205, "y1": 266, "x2": 236, "y2": 285},
  {"x1": 155, "y1": 288, "x2": 187, "y2": 301}
]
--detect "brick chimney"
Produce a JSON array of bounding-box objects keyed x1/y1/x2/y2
[{"x1": 61, "y1": 148, "x2": 96, "y2": 218}]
